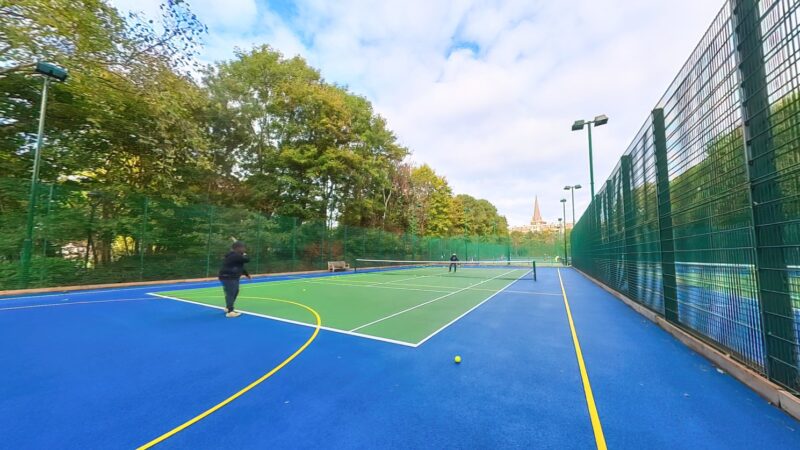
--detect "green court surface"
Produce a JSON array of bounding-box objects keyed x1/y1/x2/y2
[{"x1": 157, "y1": 267, "x2": 533, "y2": 346}]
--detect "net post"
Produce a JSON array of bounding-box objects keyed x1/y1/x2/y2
[{"x1": 532, "y1": 260, "x2": 537, "y2": 281}]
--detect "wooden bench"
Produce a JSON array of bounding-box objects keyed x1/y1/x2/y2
[{"x1": 327, "y1": 261, "x2": 350, "y2": 272}]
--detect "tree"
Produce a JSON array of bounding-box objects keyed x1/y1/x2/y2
[
  {"x1": 450, "y1": 194, "x2": 508, "y2": 237},
  {"x1": 203, "y1": 45, "x2": 407, "y2": 222},
  {"x1": 407, "y1": 165, "x2": 453, "y2": 236}
]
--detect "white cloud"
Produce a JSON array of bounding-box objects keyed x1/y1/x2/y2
[
  {"x1": 110, "y1": 0, "x2": 725, "y2": 225},
  {"x1": 190, "y1": 0, "x2": 259, "y2": 30}
]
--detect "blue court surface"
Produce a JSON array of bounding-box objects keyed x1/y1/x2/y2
[{"x1": 1, "y1": 268, "x2": 799, "y2": 449}]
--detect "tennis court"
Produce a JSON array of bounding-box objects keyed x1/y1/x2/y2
[
  {"x1": 156, "y1": 261, "x2": 537, "y2": 346},
  {"x1": 3, "y1": 265, "x2": 800, "y2": 449}
]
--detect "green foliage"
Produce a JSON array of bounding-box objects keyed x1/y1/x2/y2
[
  {"x1": 0, "y1": 0, "x2": 513, "y2": 289},
  {"x1": 510, "y1": 228, "x2": 567, "y2": 262},
  {"x1": 202, "y1": 46, "x2": 408, "y2": 223}
]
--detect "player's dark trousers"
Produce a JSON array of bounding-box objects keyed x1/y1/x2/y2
[
  {"x1": 220, "y1": 278, "x2": 240, "y2": 312},
  {"x1": 449, "y1": 263, "x2": 457, "y2": 272}
]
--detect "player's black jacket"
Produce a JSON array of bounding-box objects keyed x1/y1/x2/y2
[
  {"x1": 450, "y1": 255, "x2": 459, "y2": 262},
  {"x1": 218, "y1": 252, "x2": 250, "y2": 279}
]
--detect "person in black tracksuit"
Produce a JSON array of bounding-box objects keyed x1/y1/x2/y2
[
  {"x1": 449, "y1": 253, "x2": 459, "y2": 273},
  {"x1": 218, "y1": 241, "x2": 251, "y2": 318}
]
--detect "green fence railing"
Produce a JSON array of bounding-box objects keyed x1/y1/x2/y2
[
  {"x1": 0, "y1": 178, "x2": 552, "y2": 291},
  {"x1": 571, "y1": 0, "x2": 800, "y2": 394}
]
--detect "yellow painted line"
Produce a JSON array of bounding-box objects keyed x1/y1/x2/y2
[
  {"x1": 557, "y1": 269, "x2": 607, "y2": 450},
  {"x1": 137, "y1": 296, "x2": 321, "y2": 449}
]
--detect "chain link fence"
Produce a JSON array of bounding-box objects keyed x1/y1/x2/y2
[
  {"x1": 571, "y1": 0, "x2": 800, "y2": 393},
  {"x1": 0, "y1": 178, "x2": 547, "y2": 290}
]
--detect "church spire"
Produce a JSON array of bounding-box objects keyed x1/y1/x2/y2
[{"x1": 531, "y1": 196, "x2": 543, "y2": 224}]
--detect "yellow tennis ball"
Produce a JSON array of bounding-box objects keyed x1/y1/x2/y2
[{"x1": 454, "y1": 355, "x2": 461, "y2": 364}]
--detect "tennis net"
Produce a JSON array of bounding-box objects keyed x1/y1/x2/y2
[{"x1": 353, "y1": 259, "x2": 536, "y2": 281}]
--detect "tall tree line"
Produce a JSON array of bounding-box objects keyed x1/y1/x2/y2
[{"x1": 0, "y1": 0, "x2": 508, "y2": 243}]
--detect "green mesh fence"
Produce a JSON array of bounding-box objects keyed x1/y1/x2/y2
[
  {"x1": 0, "y1": 178, "x2": 526, "y2": 290},
  {"x1": 572, "y1": 0, "x2": 800, "y2": 393}
]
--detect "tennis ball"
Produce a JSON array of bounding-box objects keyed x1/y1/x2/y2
[{"x1": 454, "y1": 355, "x2": 462, "y2": 364}]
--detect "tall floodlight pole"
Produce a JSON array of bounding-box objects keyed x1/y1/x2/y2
[
  {"x1": 20, "y1": 62, "x2": 68, "y2": 288},
  {"x1": 571, "y1": 115, "x2": 608, "y2": 199},
  {"x1": 560, "y1": 199, "x2": 568, "y2": 264},
  {"x1": 557, "y1": 218, "x2": 563, "y2": 264},
  {"x1": 563, "y1": 184, "x2": 582, "y2": 226}
]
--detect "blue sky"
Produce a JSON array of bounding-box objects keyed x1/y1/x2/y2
[{"x1": 111, "y1": 0, "x2": 724, "y2": 225}]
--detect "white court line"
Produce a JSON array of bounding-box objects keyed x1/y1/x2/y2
[
  {"x1": 287, "y1": 272, "x2": 435, "y2": 287},
  {"x1": 148, "y1": 293, "x2": 417, "y2": 347},
  {"x1": 359, "y1": 279, "x2": 560, "y2": 296},
  {"x1": 148, "y1": 269, "x2": 539, "y2": 347},
  {"x1": 299, "y1": 279, "x2": 453, "y2": 294},
  {"x1": 293, "y1": 277, "x2": 559, "y2": 296},
  {"x1": 0, "y1": 271, "x2": 368, "y2": 302},
  {"x1": 367, "y1": 274, "x2": 436, "y2": 287},
  {"x1": 298, "y1": 278, "x2": 560, "y2": 297},
  {"x1": 0, "y1": 280, "x2": 226, "y2": 301},
  {"x1": 414, "y1": 270, "x2": 532, "y2": 346},
  {"x1": 303, "y1": 273, "x2": 435, "y2": 288},
  {"x1": 0, "y1": 297, "x2": 152, "y2": 312},
  {"x1": 495, "y1": 289, "x2": 562, "y2": 296},
  {"x1": 349, "y1": 268, "x2": 519, "y2": 332}
]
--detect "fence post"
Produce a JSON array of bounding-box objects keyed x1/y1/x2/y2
[
  {"x1": 362, "y1": 229, "x2": 367, "y2": 259},
  {"x1": 321, "y1": 222, "x2": 327, "y2": 269},
  {"x1": 32, "y1": 184, "x2": 55, "y2": 285},
  {"x1": 732, "y1": 0, "x2": 798, "y2": 388},
  {"x1": 139, "y1": 197, "x2": 148, "y2": 281},
  {"x1": 620, "y1": 155, "x2": 635, "y2": 296},
  {"x1": 205, "y1": 206, "x2": 214, "y2": 278},
  {"x1": 291, "y1": 217, "x2": 297, "y2": 270},
  {"x1": 41, "y1": 184, "x2": 54, "y2": 258},
  {"x1": 254, "y1": 213, "x2": 262, "y2": 274},
  {"x1": 652, "y1": 108, "x2": 678, "y2": 322}
]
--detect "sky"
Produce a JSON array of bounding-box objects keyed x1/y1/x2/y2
[{"x1": 110, "y1": 0, "x2": 724, "y2": 225}]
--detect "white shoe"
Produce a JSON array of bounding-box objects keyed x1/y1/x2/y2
[{"x1": 226, "y1": 311, "x2": 241, "y2": 318}]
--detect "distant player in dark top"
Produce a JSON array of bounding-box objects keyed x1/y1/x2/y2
[
  {"x1": 449, "y1": 253, "x2": 459, "y2": 272},
  {"x1": 218, "y1": 241, "x2": 251, "y2": 318}
]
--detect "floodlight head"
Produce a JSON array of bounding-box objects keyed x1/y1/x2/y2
[
  {"x1": 575, "y1": 184, "x2": 582, "y2": 189},
  {"x1": 571, "y1": 120, "x2": 586, "y2": 131},
  {"x1": 564, "y1": 186, "x2": 571, "y2": 190},
  {"x1": 35, "y1": 62, "x2": 68, "y2": 82},
  {"x1": 560, "y1": 199, "x2": 567, "y2": 203},
  {"x1": 593, "y1": 114, "x2": 609, "y2": 126}
]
